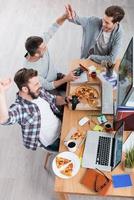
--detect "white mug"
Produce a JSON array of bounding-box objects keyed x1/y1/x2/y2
[
  {"x1": 65, "y1": 140, "x2": 77, "y2": 152},
  {"x1": 88, "y1": 65, "x2": 96, "y2": 73}
]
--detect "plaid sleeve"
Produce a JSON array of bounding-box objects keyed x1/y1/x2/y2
[
  {"x1": 38, "y1": 75, "x2": 55, "y2": 90},
  {"x1": 40, "y1": 88, "x2": 56, "y2": 104},
  {"x1": 40, "y1": 88, "x2": 60, "y2": 114},
  {"x1": 2, "y1": 104, "x2": 20, "y2": 125}
]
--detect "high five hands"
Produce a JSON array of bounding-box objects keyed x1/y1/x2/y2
[{"x1": 65, "y1": 4, "x2": 76, "y2": 20}]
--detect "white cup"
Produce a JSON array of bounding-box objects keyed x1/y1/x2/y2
[
  {"x1": 88, "y1": 65, "x2": 96, "y2": 73},
  {"x1": 65, "y1": 140, "x2": 77, "y2": 152}
]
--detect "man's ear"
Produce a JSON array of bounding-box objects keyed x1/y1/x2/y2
[
  {"x1": 21, "y1": 86, "x2": 28, "y2": 93},
  {"x1": 34, "y1": 53, "x2": 40, "y2": 57},
  {"x1": 114, "y1": 21, "x2": 119, "y2": 25}
]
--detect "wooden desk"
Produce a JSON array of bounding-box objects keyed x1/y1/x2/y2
[{"x1": 54, "y1": 60, "x2": 133, "y2": 200}]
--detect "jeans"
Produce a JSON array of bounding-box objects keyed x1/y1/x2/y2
[
  {"x1": 49, "y1": 73, "x2": 67, "y2": 96},
  {"x1": 39, "y1": 138, "x2": 60, "y2": 152}
]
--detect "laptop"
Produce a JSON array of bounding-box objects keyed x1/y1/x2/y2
[{"x1": 82, "y1": 122, "x2": 124, "y2": 171}]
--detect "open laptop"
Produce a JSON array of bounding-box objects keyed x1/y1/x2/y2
[{"x1": 82, "y1": 122, "x2": 124, "y2": 171}]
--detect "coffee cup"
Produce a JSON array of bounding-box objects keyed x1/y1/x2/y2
[
  {"x1": 88, "y1": 65, "x2": 96, "y2": 73},
  {"x1": 91, "y1": 71, "x2": 97, "y2": 78},
  {"x1": 104, "y1": 122, "x2": 113, "y2": 132},
  {"x1": 88, "y1": 66, "x2": 97, "y2": 78},
  {"x1": 65, "y1": 140, "x2": 77, "y2": 152}
]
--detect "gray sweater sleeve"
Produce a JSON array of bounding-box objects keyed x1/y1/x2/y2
[
  {"x1": 38, "y1": 75, "x2": 55, "y2": 90},
  {"x1": 43, "y1": 22, "x2": 60, "y2": 43},
  {"x1": 69, "y1": 13, "x2": 89, "y2": 27}
]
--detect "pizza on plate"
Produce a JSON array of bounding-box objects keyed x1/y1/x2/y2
[
  {"x1": 56, "y1": 157, "x2": 71, "y2": 168},
  {"x1": 60, "y1": 163, "x2": 73, "y2": 176}
]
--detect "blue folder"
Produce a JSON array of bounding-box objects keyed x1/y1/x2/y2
[{"x1": 112, "y1": 174, "x2": 132, "y2": 188}]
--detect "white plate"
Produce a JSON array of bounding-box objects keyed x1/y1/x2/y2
[{"x1": 52, "y1": 151, "x2": 80, "y2": 179}]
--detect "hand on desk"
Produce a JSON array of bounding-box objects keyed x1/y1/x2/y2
[
  {"x1": 65, "y1": 95, "x2": 80, "y2": 110},
  {"x1": 70, "y1": 95, "x2": 80, "y2": 110},
  {"x1": 63, "y1": 71, "x2": 78, "y2": 82}
]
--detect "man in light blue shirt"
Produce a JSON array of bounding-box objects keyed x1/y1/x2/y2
[
  {"x1": 23, "y1": 12, "x2": 77, "y2": 91},
  {"x1": 65, "y1": 4, "x2": 125, "y2": 64}
]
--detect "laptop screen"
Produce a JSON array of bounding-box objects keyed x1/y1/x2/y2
[{"x1": 112, "y1": 123, "x2": 124, "y2": 169}]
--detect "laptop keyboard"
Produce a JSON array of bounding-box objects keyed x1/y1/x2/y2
[{"x1": 96, "y1": 136, "x2": 111, "y2": 166}]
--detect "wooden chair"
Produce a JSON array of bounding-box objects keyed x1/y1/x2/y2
[
  {"x1": 40, "y1": 138, "x2": 60, "y2": 170},
  {"x1": 43, "y1": 148, "x2": 58, "y2": 170},
  {"x1": 44, "y1": 151, "x2": 53, "y2": 170}
]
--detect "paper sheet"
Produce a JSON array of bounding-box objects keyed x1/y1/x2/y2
[
  {"x1": 71, "y1": 71, "x2": 88, "y2": 83},
  {"x1": 93, "y1": 125, "x2": 103, "y2": 131}
]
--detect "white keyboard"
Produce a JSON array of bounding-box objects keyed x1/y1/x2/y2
[{"x1": 102, "y1": 81, "x2": 113, "y2": 114}]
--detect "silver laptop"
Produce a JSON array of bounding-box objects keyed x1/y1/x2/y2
[{"x1": 82, "y1": 122, "x2": 124, "y2": 171}]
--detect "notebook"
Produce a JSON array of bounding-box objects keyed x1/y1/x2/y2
[{"x1": 112, "y1": 174, "x2": 132, "y2": 188}]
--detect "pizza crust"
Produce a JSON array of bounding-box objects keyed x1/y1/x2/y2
[
  {"x1": 56, "y1": 157, "x2": 71, "y2": 168},
  {"x1": 60, "y1": 163, "x2": 73, "y2": 176},
  {"x1": 71, "y1": 130, "x2": 84, "y2": 140}
]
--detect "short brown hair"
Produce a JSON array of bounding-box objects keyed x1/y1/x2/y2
[
  {"x1": 25, "y1": 36, "x2": 43, "y2": 56},
  {"x1": 14, "y1": 68, "x2": 38, "y2": 90},
  {"x1": 105, "y1": 5, "x2": 125, "y2": 23}
]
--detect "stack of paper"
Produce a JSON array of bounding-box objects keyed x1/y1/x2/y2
[{"x1": 71, "y1": 71, "x2": 88, "y2": 83}]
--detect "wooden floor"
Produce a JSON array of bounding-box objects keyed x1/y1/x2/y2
[{"x1": 0, "y1": 0, "x2": 134, "y2": 200}]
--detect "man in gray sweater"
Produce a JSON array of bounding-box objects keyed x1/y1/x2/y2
[
  {"x1": 23, "y1": 11, "x2": 77, "y2": 92},
  {"x1": 65, "y1": 4, "x2": 125, "y2": 64}
]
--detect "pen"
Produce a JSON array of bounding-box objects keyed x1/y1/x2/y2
[{"x1": 79, "y1": 63, "x2": 88, "y2": 71}]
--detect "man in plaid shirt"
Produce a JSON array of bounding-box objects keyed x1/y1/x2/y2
[{"x1": 0, "y1": 68, "x2": 70, "y2": 151}]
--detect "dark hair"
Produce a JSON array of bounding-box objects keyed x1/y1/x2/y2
[
  {"x1": 105, "y1": 5, "x2": 125, "y2": 23},
  {"x1": 25, "y1": 36, "x2": 43, "y2": 56},
  {"x1": 14, "y1": 68, "x2": 38, "y2": 90}
]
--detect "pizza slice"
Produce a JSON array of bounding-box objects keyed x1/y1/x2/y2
[
  {"x1": 56, "y1": 157, "x2": 71, "y2": 169},
  {"x1": 71, "y1": 131, "x2": 83, "y2": 140},
  {"x1": 60, "y1": 163, "x2": 73, "y2": 176}
]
